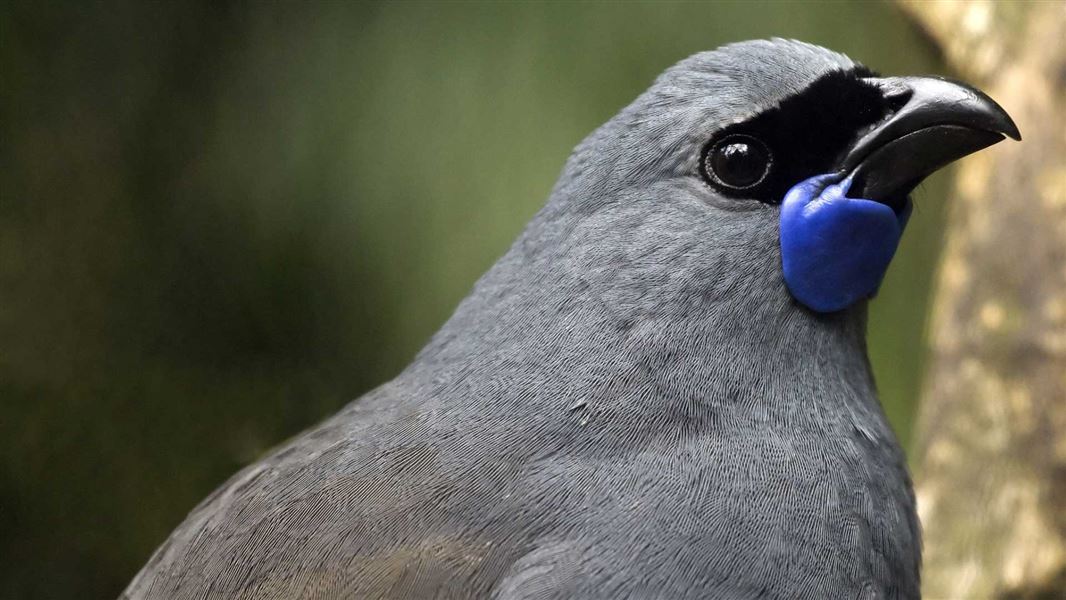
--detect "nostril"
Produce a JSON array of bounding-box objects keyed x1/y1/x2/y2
[
  {"x1": 862, "y1": 76, "x2": 913, "y2": 115},
  {"x1": 885, "y1": 89, "x2": 911, "y2": 114}
]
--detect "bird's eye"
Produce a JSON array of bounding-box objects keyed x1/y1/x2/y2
[{"x1": 703, "y1": 134, "x2": 772, "y2": 191}]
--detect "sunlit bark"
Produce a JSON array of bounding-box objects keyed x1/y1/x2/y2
[{"x1": 899, "y1": 1, "x2": 1066, "y2": 598}]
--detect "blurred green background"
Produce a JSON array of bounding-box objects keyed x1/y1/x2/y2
[{"x1": 1, "y1": 1, "x2": 951, "y2": 598}]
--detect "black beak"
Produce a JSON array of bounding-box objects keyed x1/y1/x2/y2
[{"x1": 837, "y1": 76, "x2": 1020, "y2": 209}]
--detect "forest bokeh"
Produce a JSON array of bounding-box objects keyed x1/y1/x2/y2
[{"x1": 2, "y1": 2, "x2": 951, "y2": 598}]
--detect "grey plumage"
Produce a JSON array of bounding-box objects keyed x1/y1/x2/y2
[{"x1": 124, "y1": 40, "x2": 920, "y2": 599}]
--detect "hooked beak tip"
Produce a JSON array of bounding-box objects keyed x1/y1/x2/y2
[{"x1": 839, "y1": 75, "x2": 1020, "y2": 205}]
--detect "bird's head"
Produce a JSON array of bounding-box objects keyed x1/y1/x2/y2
[{"x1": 545, "y1": 39, "x2": 1018, "y2": 317}]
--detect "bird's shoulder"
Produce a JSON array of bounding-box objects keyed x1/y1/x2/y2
[{"x1": 122, "y1": 381, "x2": 550, "y2": 599}]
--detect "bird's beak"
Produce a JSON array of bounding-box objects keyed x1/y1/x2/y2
[{"x1": 837, "y1": 76, "x2": 1020, "y2": 210}]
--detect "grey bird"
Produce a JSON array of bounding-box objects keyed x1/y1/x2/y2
[{"x1": 123, "y1": 39, "x2": 1018, "y2": 599}]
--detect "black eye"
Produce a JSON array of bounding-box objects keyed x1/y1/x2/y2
[{"x1": 703, "y1": 134, "x2": 772, "y2": 191}]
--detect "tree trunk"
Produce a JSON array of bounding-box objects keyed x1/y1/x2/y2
[{"x1": 898, "y1": 1, "x2": 1066, "y2": 598}]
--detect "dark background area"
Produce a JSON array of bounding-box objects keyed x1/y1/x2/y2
[{"x1": 1, "y1": 2, "x2": 949, "y2": 598}]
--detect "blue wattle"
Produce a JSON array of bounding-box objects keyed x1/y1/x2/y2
[{"x1": 780, "y1": 174, "x2": 911, "y2": 313}]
